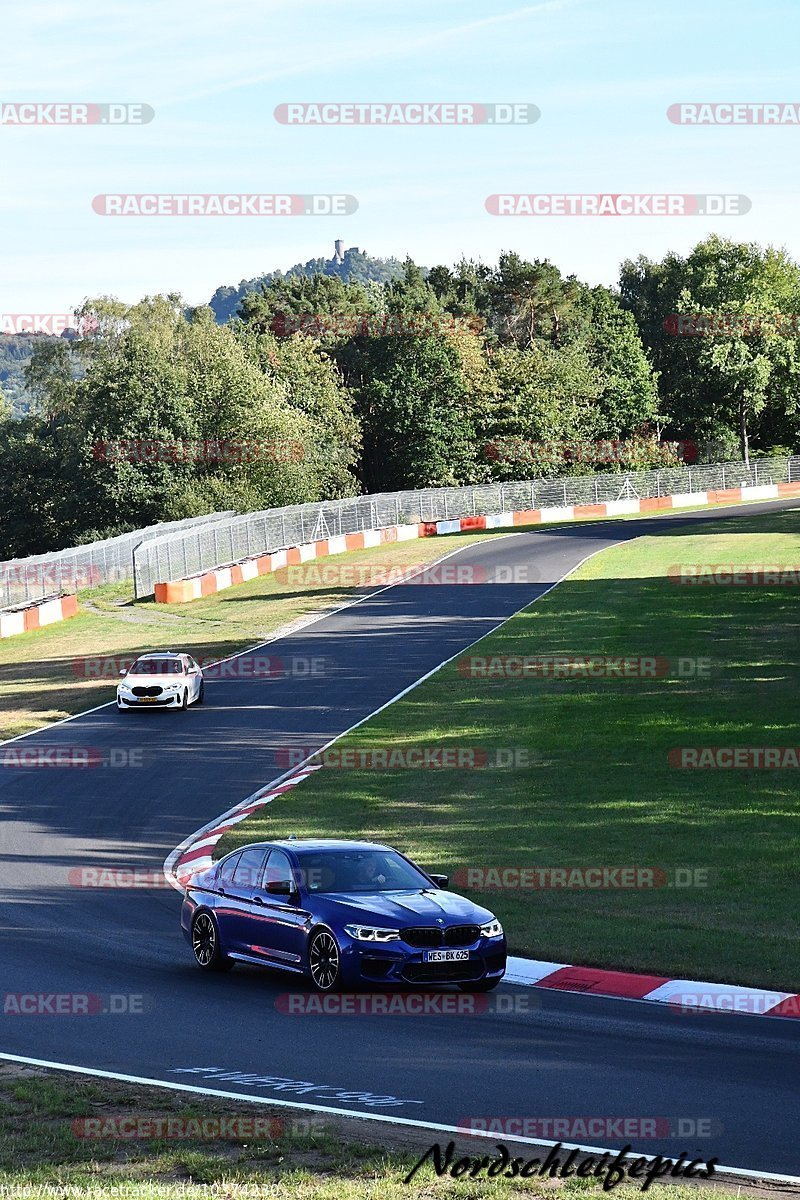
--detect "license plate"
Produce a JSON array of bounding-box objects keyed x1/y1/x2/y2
[
  {"x1": 138, "y1": 697, "x2": 158, "y2": 703},
  {"x1": 424, "y1": 949, "x2": 469, "y2": 962}
]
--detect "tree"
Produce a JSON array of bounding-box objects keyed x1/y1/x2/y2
[{"x1": 620, "y1": 236, "x2": 800, "y2": 461}]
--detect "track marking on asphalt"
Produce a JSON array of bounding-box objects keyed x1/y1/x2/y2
[
  {"x1": 162, "y1": 536, "x2": 627, "y2": 891},
  {"x1": 0, "y1": 1052, "x2": 798, "y2": 1185},
  {"x1": 0, "y1": 535, "x2": 519, "y2": 749},
  {"x1": 4, "y1": 495, "x2": 796, "y2": 751}
]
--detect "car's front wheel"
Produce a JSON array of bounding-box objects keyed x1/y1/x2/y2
[
  {"x1": 457, "y1": 976, "x2": 502, "y2": 992},
  {"x1": 196, "y1": 681, "x2": 205, "y2": 705},
  {"x1": 179, "y1": 689, "x2": 189, "y2": 710},
  {"x1": 191, "y1": 912, "x2": 234, "y2": 971},
  {"x1": 308, "y1": 928, "x2": 341, "y2": 992}
]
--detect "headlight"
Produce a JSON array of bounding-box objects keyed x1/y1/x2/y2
[
  {"x1": 344, "y1": 924, "x2": 401, "y2": 942},
  {"x1": 480, "y1": 919, "x2": 504, "y2": 939}
]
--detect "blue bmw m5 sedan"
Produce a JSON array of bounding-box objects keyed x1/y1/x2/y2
[{"x1": 181, "y1": 839, "x2": 507, "y2": 992}]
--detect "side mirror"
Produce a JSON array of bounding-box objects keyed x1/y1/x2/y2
[
  {"x1": 428, "y1": 873, "x2": 449, "y2": 889},
  {"x1": 119, "y1": 669, "x2": 127, "y2": 677},
  {"x1": 265, "y1": 879, "x2": 294, "y2": 896}
]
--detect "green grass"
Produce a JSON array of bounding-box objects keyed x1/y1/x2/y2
[
  {"x1": 220, "y1": 508, "x2": 800, "y2": 991},
  {"x1": 0, "y1": 533, "x2": 488, "y2": 741},
  {"x1": 0, "y1": 1068, "x2": 749, "y2": 1198},
  {"x1": 1, "y1": 493, "x2": 790, "y2": 744}
]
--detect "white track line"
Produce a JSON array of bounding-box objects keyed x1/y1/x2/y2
[
  {"x1": 0, "y1": 534, "x2": 518, "y2": 749},
  {"x1": 0, "y1": 1052, "x2": 796, "y2": 1185},
  {"x1": 5, "y1": 495, "x2": 796, "y2": 750},
  {"x1": 163, "y1": 537, "x2": 626, "y2": 890}
]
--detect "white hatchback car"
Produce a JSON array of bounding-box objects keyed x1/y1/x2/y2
[{"x1": 117, "y1": 651, "x2": 204, "y2": 711}]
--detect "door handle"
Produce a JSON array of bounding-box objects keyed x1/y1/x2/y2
[{"x1": 252, "y1": 895, "x2": 264, "y2": 905}]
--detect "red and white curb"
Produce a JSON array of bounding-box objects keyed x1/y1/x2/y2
[
  {"x1": 164, "y1": 764, "x2": 322, "y2": 888},
  {"x1": 165, "y1": 766, "x2": 800, "y2": 1021},
  {"x1": 503, "y1": 958, "x2": 800, "y2": 1019}
]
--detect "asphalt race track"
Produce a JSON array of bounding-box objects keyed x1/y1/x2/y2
[{"x1": 1, "y1": 500, "x2": 799, "y2": 1176}]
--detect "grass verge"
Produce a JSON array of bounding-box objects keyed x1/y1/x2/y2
[
  {"x1": 0, "y1": 533, "x2": 488, "y2": 742},
  {"x1": 219, "y1": 509, "x2": 800, "y2": 991},
  {"x1": 0, "y1": 1065, "x2": 772, "y2": 1198}
]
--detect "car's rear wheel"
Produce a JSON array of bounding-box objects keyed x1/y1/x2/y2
[
  {"x1": 457, "y1": 976, "x2": 502, "y2": 992},
  {"x1": 308, "y1": 928, "x2": 341, "y2": 992},
  {"x1": 191, "y1": 912, "x2": 233, "y2": 971}
]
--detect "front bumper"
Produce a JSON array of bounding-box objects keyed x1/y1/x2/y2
[
  {"x1": 118, "y1": 692, "x2": 182, "y2": 707},
  {"x1": 341, "y1": 937, "x2": 507, "y2": 986}
]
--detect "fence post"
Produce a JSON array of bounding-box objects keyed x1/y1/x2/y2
[
  {"x1": 132, "y1": 542, "x2": 143, "y2": 600},
  {"x1": 754, "y1": 461, "x2": 759, "y2": 486},
  {"x1": 563, "y1": 480, "x2": 568, "y2": 506},
  {"x1": 722, "y1": 465, "x2": 726, "y2": 490}
]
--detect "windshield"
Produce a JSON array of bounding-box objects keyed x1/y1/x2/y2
[
  {"x1": 131, "y1": 658, "x2": 184, "y2": 675},
  {"x1": 294, "y1": 849, "x2": 432, "y2": 894}
]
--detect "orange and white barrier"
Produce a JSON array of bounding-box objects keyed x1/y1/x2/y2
[
  {"x1": 149, "y1": 480, "x2": 800, "y2": 604},
  {"x1": 0, "y1": 593, "x2": 78, "y2": 639}
]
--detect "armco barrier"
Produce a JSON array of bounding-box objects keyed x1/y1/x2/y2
[
  {"x1": 153, "y1": 480, "x2": 800, "y2": 604},
  {"x1": 0, "y1": 593, "x2": 79, "y2": 639},
  {"x1": 135, "y1": 456, "x2": 800, "y2": 599}
]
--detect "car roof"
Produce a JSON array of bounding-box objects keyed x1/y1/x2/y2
[
  {"x1": 136, "y1": 651, "x2": 184, "y2": 659},
  {"x1": 223, "y1": 838, "x2": 393, "y2": 855}
]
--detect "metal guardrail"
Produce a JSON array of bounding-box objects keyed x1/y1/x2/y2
[
  {"x1": 0, "y1": 512, "x2": 235, "y2": 610},
  {"x1": 131, "y1": 456, "x2": 800, "y2": 599}
]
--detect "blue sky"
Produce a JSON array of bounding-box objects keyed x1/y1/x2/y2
[{"x1": 2, "y1": 0, "x2": 799, "y2": 314}]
